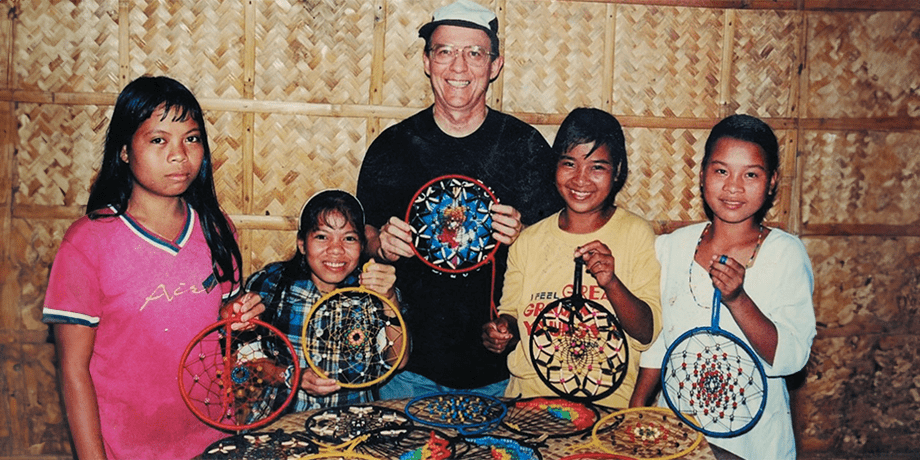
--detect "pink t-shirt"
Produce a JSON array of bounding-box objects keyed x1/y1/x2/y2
[{"x1": 43, "y1": 205, "x2": 236, "y2": 459}]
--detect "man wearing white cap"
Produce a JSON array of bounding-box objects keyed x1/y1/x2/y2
[{"x1": 357, "y1": 0, "x2": 562, "y2": 398}]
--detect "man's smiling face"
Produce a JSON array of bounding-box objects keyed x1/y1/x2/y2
[{"x1": 424, "y1": 25, "x2": 503, "y2": 115}]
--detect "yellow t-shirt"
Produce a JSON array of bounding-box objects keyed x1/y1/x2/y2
[{"x1": 498, "y1": 208, "x2": 662, "y2": 408}]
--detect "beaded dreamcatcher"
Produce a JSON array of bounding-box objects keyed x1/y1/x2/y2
[
  {"x1": 404, "y1": 392, "x2": 507, "y2": 436},
  {"x1": 301, "y1": 280, "x2": 407, "y2": 389},
  {"x1": 354, "y1": 426, "x2": 455, "y2": 460},
  {"x1": 501, "y1": 396, "x2": 600, "y2": 439},
  {"x1": 661, "y1": 258, "x2": 768, "y2": 438},
  {"x1": 406, "y1": 174, "x2": 499, "y2": 275},
  {"x1": 179, "y1": 315, "x2": 300, "y2": 431},
  {"x1": 303, "y1": 404, "x2": 413, "y2": 446},
  {"x1": 199, "y1": 429, "x2": 318, "y2": 459},
  {"x1": 577, "y1": 407, "x2": 703, "y2": 460},
  {"x1": 557, "y1": 454, "x2": 638, "y2": 460},
  {"x1": 454, "y1": 435, "x2": 543, "y2": 460},
  {"x1": 529, "y1": 258, "x2": 629, "y2": 402}
]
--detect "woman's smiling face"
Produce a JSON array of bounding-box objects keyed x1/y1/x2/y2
[
  {"x1": 555, "y1": 142, "x2": 615, "y2": 219},
  {"x1": 299, "y1": 210, "x2": 362, "y2": 292}
]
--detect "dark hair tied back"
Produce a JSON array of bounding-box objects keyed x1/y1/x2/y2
[{"x1": 701, "y1": 114, "x2": 780, "y2": 223}]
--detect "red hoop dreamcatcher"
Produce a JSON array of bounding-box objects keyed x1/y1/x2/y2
[
  {"x1": 406, "y1": 175, "x2": 499, "y2": 275},
  {"x1": 178, "y1": 315, "x2": 300, "y2": 432},
  {"x1": 529, "y1": 258, "x2": 629, "y2": 403},
  {"x1": 301, "y1": 281, "x2": 407, "y2": 389},
  {"x1": 661, "y1": 256, "x2": 768, "y2": 438}
]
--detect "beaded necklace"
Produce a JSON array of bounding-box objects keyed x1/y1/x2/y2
[{"x1": 688, "y1": 222, "x2": 764, "y2": 309}]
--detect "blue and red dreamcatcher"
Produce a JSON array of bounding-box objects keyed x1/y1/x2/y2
[
  {"x1": 660, "y1": 256, "x2": 768, "y2": 438},
  {"x1": 406, "y1": 174, "x2": 501, "y2": 317}
]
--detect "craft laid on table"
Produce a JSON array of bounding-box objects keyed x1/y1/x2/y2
[
  {"x1": 404, "y1": 392, "x2": 508, "y2": 436},
  {"x1": 455, "y1": 434, "x2": 543, "y2": 460},
  {"x1": 406, "y1": 174, "x2": 499, "y2": 275},
  {"x1": 303, "y1": 404, "x2": 413, "y2": 446},
  {"x1": 529, "y1": 257, "x2": 630, "y2": 402},
  {"x1": 580, "y1": 406, "x2": 703, "y2": 460},
  {"x1": 501, "y1": 396, "x2": 600, "y2": 439},
  {"x1": 199, "y1": 429, "x2": 317, "y2": 460},
  {"x1": 558, "y1": 453, "x2": 639, "y2": 460},
  {"x1": 179, "y1": 314, "x2": 300, "y2": 431},
  {"x1": 352, "y1": 426, "x2": 455, "y2": 460},
  {"x1": 661, "y1": 255, "x2": 768, "y2": 438},
  {"x1": 301, "y1": 264, "x2": 408, "y2": 389}
]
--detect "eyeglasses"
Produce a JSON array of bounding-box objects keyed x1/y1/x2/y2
[{"x1": 427, "y1": 44, "x2": 495, "y2": 67}]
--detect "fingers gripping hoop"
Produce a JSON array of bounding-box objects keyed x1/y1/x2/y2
[
  {"x1": 406, "y1": 175, "x2": 499, "y2": 275},
  {"x1": 529, "y1": 258, "x2": 630, "y2": 402},
  {"x1": 302, "y1": 285, "x2": 407, "y2": 389},
  {"x1": 660, "y1": 255, "x2": 768, "y2": 438},
  {"x1": 179, "y1": 316, "x2": 300, "y2": 432}
]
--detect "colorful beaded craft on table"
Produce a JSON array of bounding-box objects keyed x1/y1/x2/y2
[
  {"x1": 404, "y1": 392, "x2": 508, "y2": 436},
  {"x1": 303, "y1": 404, "x2": 412, "y2": 445},
  {"x1": 582, "y1": 407, "x2": 703, "y2": 460},
  {"x1": 529, "y1": 258, "x2": 629, "y2": 403},
  {"x1": 301, "y1": 285, "x2": 407, "y2": 389},
  {"x1": 501, "y1": 397, "x2": 600, "y2": 439},
  {"x1": 661, "y1": 271, "x2": 768, "y2": 438},
  {"x1": 357, "y1": 426, "x2": 454, "y2": 460},
  {"x1": 179, "y1": 316, "x2": 300, "y2": 431},
  {"x1": 406, "y1": 175, "x2": 498, "y2": 274},
  {"x1": 200, "y1": 429, "x2": 317, "y2": 460},
  {"x1": 558, "y1": 453, "x2": 639, "y2": 460},
  {"x1": 458, "y1": 435, "x2": 542, "y2": 460}
]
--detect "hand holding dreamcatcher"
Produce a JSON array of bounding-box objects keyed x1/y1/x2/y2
[
  {"x1": 179, "y1": 314, "x2": 300, "y2": 431},
  {"x1": 301, "y1": 265, "x2": 408, "y2": 388},
  {"x1": 406, "y1": 174, "x2": 499, "y2": 275},
  {"x1": 529, "y1": 257, "x2": 630, "y2": 402},
  {"x1": 661, "y1": 256, "x2": 768, "y2": 437}
]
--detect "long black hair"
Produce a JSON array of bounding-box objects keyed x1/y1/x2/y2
[
  {"x1": 87, "y1": 75, "x2": 242, "y2": 287},
  {"x1": 552, "y1": 107, "x2": 629, "y2": 210},
  {"x1": 701, "y1": 114, "x2": 780, "y2": 224}
]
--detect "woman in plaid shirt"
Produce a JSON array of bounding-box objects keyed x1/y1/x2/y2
[{"x1": 245, "y1": 190, "x2": 405, "y2": 411}]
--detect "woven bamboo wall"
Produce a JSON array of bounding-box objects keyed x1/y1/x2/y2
[{"x1": 0, "y1": 1, "x2": 918, "y2": 458}]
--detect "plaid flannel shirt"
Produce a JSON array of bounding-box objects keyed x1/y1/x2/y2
[{"x1": 245, "y1": 262, "x2": 373, "y2": 411}]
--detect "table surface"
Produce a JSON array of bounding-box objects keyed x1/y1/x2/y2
[{"x1": 260, "y1": 398, "x2": 717, "y2": 460}]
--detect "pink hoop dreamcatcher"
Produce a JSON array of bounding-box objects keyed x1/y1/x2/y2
[{"x1": 179, "y1": 315, "x2": 300, "y2": 432}]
